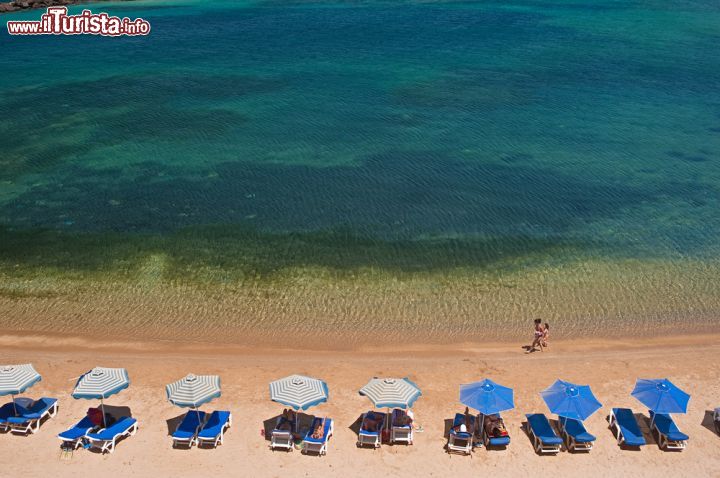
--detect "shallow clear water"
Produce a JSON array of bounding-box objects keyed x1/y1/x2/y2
[{"x1": 1, "y1": 0, "x2": 719, "y2": 342}]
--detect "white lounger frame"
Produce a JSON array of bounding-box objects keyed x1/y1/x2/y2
[
  {"x1": 391, "y1": 425, "x2": 413, "y2": 445},
  {"x1": 198, "y1": 413, "x2": 232, "y2": 448},
  {"x1": 526, "y1": 424, "x2": 561, "y2": 454},
  {"x1": 58, "y1": 432, "x2": 89, "y2": 450},
  {"x1": 447, "y1": 429, "x2": 474, "y2": 455},
  {"x1": 651, "y1": 421, "x2": 687, "y2": 451},
  {"x1": 357, "y1": 429, "x2": 381, "y2": 448},
  {"x1": 557, "y1": 419, "x2": 592, "y2": 452},
  {"x1": 87, "y1": 421, "x2": 138, "y2": 454},
  {"x1": 271, "y1": 429, "x2": 294, "y2": 451},
  {"x1": 9, "y1": 400, "x2": 59, "y2": 434},
  {"x1": 302, "y1": 420, "x2": 333, "y2": 456}
]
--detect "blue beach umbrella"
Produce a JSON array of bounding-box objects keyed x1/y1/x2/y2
[
  {"x1": 460, "y1": 378, "x2": 515, "y2": 416},
  {"x1": 72, "y1": 367, "x2": 130, "y2": 427},
  {"x1": 541, "y1": 379, "x2": 602, "y2": 421},
  {"x1": 631, "y1": 378, "x2": 690, "y2": 414},
  {"x1": 0, "y1": 364, "x2": 42, "y2": 415}
]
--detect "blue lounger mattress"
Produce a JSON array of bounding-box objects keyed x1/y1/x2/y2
[
  {"x1": 87, "y1": 417, "x2": 137, "y2": 441},
  {"x1": 198, "y1": 411, "x2": 230, "y2": 440},
  {"x1": 526, "y1": 414, "x2": 562, "y2": 445},
  {"x1": 560, "y1": 417, "x2": 595, "y2": 443},
  {"x1": 650, "y1": 411, "x2": 689, "y2": 442}
]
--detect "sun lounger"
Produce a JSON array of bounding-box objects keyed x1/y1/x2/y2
[
  {"x1": 649, "y1": 411, "x2": 688, "y2": 451},
  {"x1": 172, "y1": 411, "x2": 206, "y2": 448},
  {"x1": 608, "y1": 408, "x2": 646, "y2": 447},
  {"x1": 480, "y1": 413, "x2": 511, "y2": 448},
  {"x1": 58, "y1": 415, "x2": 97, "y2": 450},
  {"x1": 271, "y1": 416, "x2": 295, "y2": 451},
  {"x1": 357, "y1": 411, "x2": 385, "y2": 448},
  {"x1": 6, "y1": 398, "x2": 58, "y2": 434},
  {"x1": 390, "y1": 409, "x2": 414, "y2": 445},
  {"x1": 447, "y1": 413, "x2": 475, "y2": 455},
  {"x1": 85, "y1": 416, "x2": 138, "y2": 454},
  {"x1": 197, "y1": 411, "x2": 231, "y2": 448},
  {"x1": 302, "y1": 417, "x2": 333, "y2": 455},
  {"x1": 558, "y1": 416, "x2": 595, "y2": 452},
  {"x1": 525, "y1": 413, "x2": 562, "y2": 454}
]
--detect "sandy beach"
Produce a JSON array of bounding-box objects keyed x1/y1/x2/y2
[{"x1": 1, "y1": 333, "x2": 719, "y2": 478}]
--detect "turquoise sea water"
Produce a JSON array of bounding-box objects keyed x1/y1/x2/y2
[{"x1": 1, "y1": 1, "x2": 720, "y2": 341}]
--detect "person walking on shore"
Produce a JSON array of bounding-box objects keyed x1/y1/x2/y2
[
  {"x1": 528, "y1": 319, "x2": 544, "y2": 352},
  {"x1": 542, "y1": 323, "x2": 550, "y2": 349}
]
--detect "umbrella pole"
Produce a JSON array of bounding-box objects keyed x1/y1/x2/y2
[
  {"x1": 101, "y1": 397, "x2": 106, "y2": 428},
  {"x1": 12, "y1": 394, "x2": 17, "y2": 416}
]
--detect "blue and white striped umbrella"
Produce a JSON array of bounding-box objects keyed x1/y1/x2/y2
[
  {"x1": 359, "y1": 377, "x2": 422, "y2": 409},
  {"x1": 166, "y1": 374, "x2": 221, "y2": 408},
  {"x1": 72, "y1": 367, "x2": 130, "y2": 400},
  {"x1": 0, "y1": 364, "x2": 42, "y2": 397},
  {"x1": 269, "y1": 375, "x2": 329, "y2": 411}
]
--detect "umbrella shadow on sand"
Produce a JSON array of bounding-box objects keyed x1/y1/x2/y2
[
  {"x1": 443, "y1": 418, "x2": 454, "y2": 440},
  {"x1": 166, "y1": 412, "x2": 187, "y2": 436},
  {"x1": 348, "y1": 414, "x2": 364, "y2": 437},
  {"x1": 98, "y1": 404, "x2": 132, "y2": 422},
  {"x1": 701, "y1": 410, "x2": 719, "y2": 436}
]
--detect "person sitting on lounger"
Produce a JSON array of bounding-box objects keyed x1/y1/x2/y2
[
  {"x1": 395, "y1": 409, "x2": 413, "y2": 427},
  {"x1": 277, "y1": 409, "x2": 295, "y2": 431},
  {"x1": 483, "y1": 414, "x2": 508, "y2": 437},
  {"x1": 363, "y1": 412, "x2": 383, "y2": 432},
  {"x1": 87, "y1": 407, "x2": 116, "y2": 430},
  {"x1": 451, "y1": 408, "x2": 474, "y2": 434}
]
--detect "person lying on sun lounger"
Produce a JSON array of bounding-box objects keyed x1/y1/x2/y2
[
  {"x1": 311, "y1": 419, "x2": 325, "y2": 439},
  {"x1": 483, "y1": 414, "x2": 509, "y2": 438}
]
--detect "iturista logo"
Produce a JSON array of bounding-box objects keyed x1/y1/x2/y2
[{"x1": 7, "y1": 7, "x2": 151, "y2": 36}]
